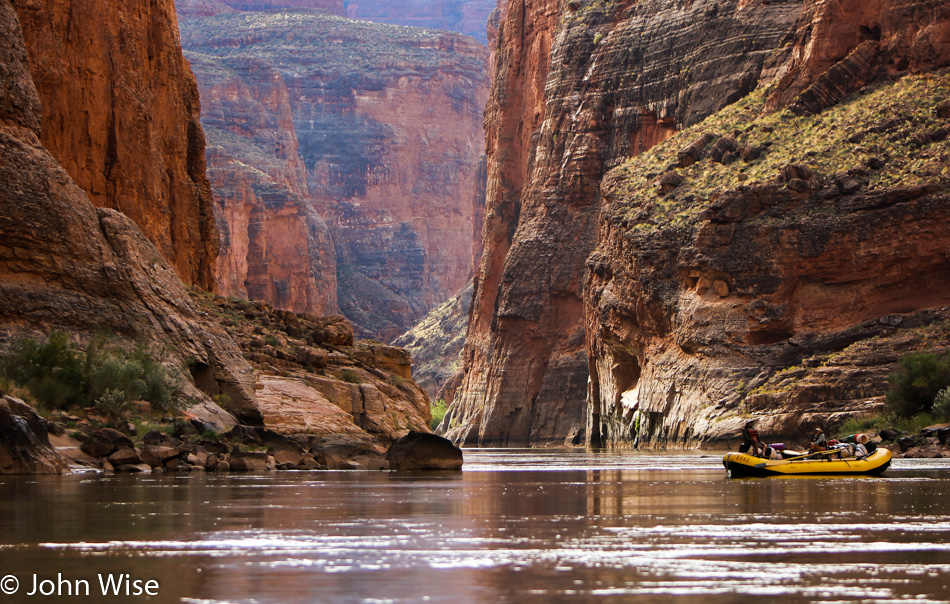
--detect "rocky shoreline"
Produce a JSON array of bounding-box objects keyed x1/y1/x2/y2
[
  {"x1": 876, "y1": 425, "x2": 950, "y2": 459},
  {"x1": 2, "y1": 395, "x2": 462, "y2": 475}
]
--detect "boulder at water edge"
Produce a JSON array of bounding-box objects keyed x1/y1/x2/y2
[
  {"x1": 385, "y1": 431, "x2": 463, "y2": 471},
  {"x1": 0, "y1": 396, "x2": 69, "y2": 474}
]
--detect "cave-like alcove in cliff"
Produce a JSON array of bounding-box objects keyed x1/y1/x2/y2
[{"x1": 189, "y1": 361, "x2": 220, "y2": 397}]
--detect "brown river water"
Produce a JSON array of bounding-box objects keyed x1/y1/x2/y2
[{"x1": 0, "y1": 449, "x2": 948, "y2": 603}]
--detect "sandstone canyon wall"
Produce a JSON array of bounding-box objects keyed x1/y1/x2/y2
[
  {"x1": 2, "y1": 0, "x2": 433, "y2": 449},
  {"x1": 393, "y1": 281, "x2": 474, "y2": 405},
  {"x1": 11, "y1": 0, "x2": 219, "y2": 290},
  {"x1": 0, "y1": 0, "x2": 260, "y2": 427},
  {"x1": 445, "y1": 0, "x2": 803, "y2": 446},
  {"x1": 179, "y1": 10, "x2": 489, "y2": 341},
  {"x1": 221, "y1": 0, "x2": 343, "y2": 13},
  {"x1": 186, "y1": 53, "x2": 339, "y2": 316},
  {"x1": 586, "y1": 0, "x2": 950, "y2": 448}
]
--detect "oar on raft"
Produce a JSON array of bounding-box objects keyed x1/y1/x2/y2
[{"x1": 753, "y1": 449, "x2": 838, "y2": 468}]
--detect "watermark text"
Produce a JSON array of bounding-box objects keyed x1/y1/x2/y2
[{"x1": 0, "y1": 573, "x2": 159, "y2": 597}]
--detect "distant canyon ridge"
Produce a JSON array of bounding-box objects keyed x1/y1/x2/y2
[
  {"x1": 179, "y1": 0, "x2": 497, "y2": 43},
  {"x1": 175, "y1": 0, "x2": 492, "y2": 341}
]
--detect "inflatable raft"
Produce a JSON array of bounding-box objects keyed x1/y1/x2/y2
[{"x1": 723, "y1": 448, "x2": 892, "y2": 477}]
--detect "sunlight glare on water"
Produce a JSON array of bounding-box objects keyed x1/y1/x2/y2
[{"x1": 1, "y1": 449, "x2": 949, "y2": 603}]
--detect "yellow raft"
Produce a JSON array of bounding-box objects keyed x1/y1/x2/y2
[{"x1": 723, "y1": 448, "x2": 892, "y2": 477}]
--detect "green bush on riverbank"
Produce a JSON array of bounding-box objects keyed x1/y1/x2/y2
[
  {"x1": 0, "y1": 331, "x2": 183, "y2": 418},
  {"x1": 837, "y1": 411, "x2": 945, "y2": 438},
  {"x1": 886, "y1": 351, "x2": 950, "y2": 418},
  {"x1": 430, "y1": 398, "x2": 448, "y2": 430},
  {"x1": 835, "y1": 351, "x2": 950, "y2": 437}
]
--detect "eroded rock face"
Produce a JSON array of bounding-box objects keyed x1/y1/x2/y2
[
  {"x1": 0, "y1": 0, "x2": 260, "y2": 427},
  {"x1": 199, "y1": 294, "x2": 431, "y2": 445},
  {"x1": 447, "y1": 0, "x2": 802, "y2": 446},
  {"x1": 586, "y1": 67, "x2": 950, "y2": 446},
  {"x1": 766, "y1": 0, "x2": 950, "y2": 112},
  {"x1": 393, "y1": 281, "x2": 473, "y2": 404},
  {"x1": 187, "y1": 54, "x2": 339, "y2": 316},
  {"x1": 11, "y1": 0, "x2": 219, "y2": 290},
  {"x1": 175, "y1": 0, "x2": 238, "y2": 17},
  {"x1": 221, "y1": 0, "x2": 343, "y2": 12},
  {"x1": 180, "y1": 10, "x2": 489, "y2": 340}
]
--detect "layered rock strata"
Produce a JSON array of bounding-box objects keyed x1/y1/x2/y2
[
  {"x1": 766, "y1": 0, "x2": 950, "y2": 112},
  {"x1": 11, "y1": 0, "x2": 219, "y2": 289},
  {"x1": 193, "y1": 293, "x2": 431, "y2": 444},
  {"x1": 586, "y1": 67, "x2": 950, "y2": 447},
  {"x1": 447, "y1": 0, "x2": 802, "y2": 446},
  {"x1": 175, "y1": 0, "x2": 238, "y2": 18},
  {"x1": 221, "y1": 0, "x2": 343, "y2": 12},
  {"x1": 180, "y1": 10, "x2": 489, "y2": 340},
  {"x1": 188, "y1": 54, "x2": 338, "y2": 316},
  {"x1": 584, "y1": 0, "x2": 950, "y2": 448},
  {"x1": 180, "y1": 0, "x2": 494, "y2": 42},
  {"x1": 394, "y1": 281, "x2": 473, "y2": 405},
  {"x1": 0, "y1": 0, "x2": 260, "y2": 427}
]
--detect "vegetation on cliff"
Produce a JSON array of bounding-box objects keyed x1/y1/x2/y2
[
  {"x1": 180, "y1": 9, "x2": 486, "y2": 77},
  {"x1": 587, "y1": 66, "x2": 950, "y2": 448},
  {"x1": 887, "y1": 350, "x2": 950, "y2": 417},
  {"x1": 606, "y1": 70, "x2": 950, "y2": 230}
]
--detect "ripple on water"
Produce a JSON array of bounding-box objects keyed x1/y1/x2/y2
[{"x1": 7, "y1": 450, "x2": 950, "y2": 603}]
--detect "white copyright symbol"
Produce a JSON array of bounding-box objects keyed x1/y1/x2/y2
[{"x1": 0, "y1": 575, "x2": 18, "y2": 595}]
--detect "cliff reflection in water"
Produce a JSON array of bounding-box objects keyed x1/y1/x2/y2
[{"x1": 0, "y1": 450, "x2": 949, "y2": 603}]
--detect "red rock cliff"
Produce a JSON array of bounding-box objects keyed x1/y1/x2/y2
[
  {"x1": 585, "y1": 0, "x2": 950, "y2": 448},
  {"x1": 446, "y1": 0, "x2": 803, "y2": 446},
  {"x1": 219, "y1": 0, "x2": 343, "y2": 12},
  {"x1": 11, "y1": 0, "x2": 219, "y2": 290},
  {"x1": 186, "y1": 54, "x2": 339, "y2": 315},
  {"x1": 0, "y1": 0, "x2": 261, "y2": 427},
  {"x1": 180, "y1": 10, "x2": 489, "y2": 341}
]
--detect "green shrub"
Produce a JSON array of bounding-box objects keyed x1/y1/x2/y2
[
  {"x1": 886, "y1": 351, "x2": 950, "y2": 418},
  {"x1": 1, "y1": 332, "x2": 84, "y2": 410},
  {"x1": 933, "y1": 387, "x2": 950, "y2": 421},
  {"x1": 95, "y1": 388, "x2": 135, "y2": 419},
  {"x1": 836, "y1": 414, "x2": 887, "y2": 437},
  {"x1": 84, "y1": 336, "x2": 182, "y2": 415},
  {"x1": 340, "y1": 369, "x2": 363, "y2": 384},
  {"x1": 836, "y1": 411, "x2": 940, "y2": 438},
  {"x1": 0, "y1": 331, "x2": 182, "y2": 415},
  {"x1": 430, "y1": 398, "x2": 448, "y2": 430}
]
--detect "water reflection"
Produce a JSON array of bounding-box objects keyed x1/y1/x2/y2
[{"x1": 0, "y1": 450, "x2": 948, "y2": 603}]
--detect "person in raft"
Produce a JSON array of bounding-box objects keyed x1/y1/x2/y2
[
  {"x1": 740, "y1": 420, "x2": 766, "y2": 456},
  {"x1": 810, "y1": 427, "x2": 828, "y2": 452}
]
